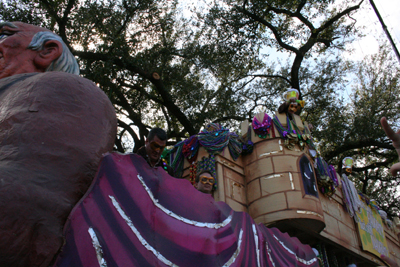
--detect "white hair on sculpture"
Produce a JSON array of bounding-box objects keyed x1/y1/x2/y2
[{"x1": 28, "y1": 31, "x2": 80, "y2": 75}]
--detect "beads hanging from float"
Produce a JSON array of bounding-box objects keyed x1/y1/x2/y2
[
  {"x1": 168, "y1": 123, "x2": 252, "y2": 177},
  {"x1": 252, "y1": 113, "x2": 273, "y2": 138},
  {"x1": 314, "y1": 157, "x2": 339, "y2": 197}
]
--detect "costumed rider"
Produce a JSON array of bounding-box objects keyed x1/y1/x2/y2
[
  {"x1": 136, "y1": 127, "x2": 175, "y2": 177},
  {"x1": 340, "y1": 157, "x2": 362, "y2": 221},
  {"x1": 278, "y1": 88, "x2": 305, "y2": 117},
  {"x1": 194, "y1": 156, "x2": 217, "y2": 195},
  {"x1": 342, "y1": 157, "x2": 353, "y2": 177},
  {"x1": 274, "y1": 88, "x2": 312, "y2": 152}
]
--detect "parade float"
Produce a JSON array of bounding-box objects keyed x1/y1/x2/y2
[
  {"x1": 0, "y1": 22, "x2": 319, "y2": 267},
  {"x1": 0, "y1": 71, "x2": 319, "y2": 267},
  {"x1": 1, "y1": 21, "x2": 397, "y2": 267},
  {"x1": 166, "y1": 89, "x2": 400, "y2": 267}
]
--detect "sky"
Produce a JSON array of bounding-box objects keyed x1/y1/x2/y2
[
  {"x1": 179, "y1": 0, "x2": 400, "y2": 61},
  {"x1": 338, "y1": 0, "x2": 400, "y2": 101},
  {"x1": 346, "y1": 0, "x2": 400, "y2": 60}
]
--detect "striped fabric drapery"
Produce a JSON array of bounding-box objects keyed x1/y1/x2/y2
[{"x1": 53, "y1": 153, "x2": 318, "y2": 267}]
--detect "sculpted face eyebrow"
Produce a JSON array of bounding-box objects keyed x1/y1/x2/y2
[
  {"x1": 0, "y1": 22, "x2": 18, "y2": 41},
  {"x1": 0, "y1": 22, "x2": 18, "y2": 31}
]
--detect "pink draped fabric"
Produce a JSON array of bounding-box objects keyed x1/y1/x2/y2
[{"x1": 53, "y1": 153, "x2": 318, "y2": 267}]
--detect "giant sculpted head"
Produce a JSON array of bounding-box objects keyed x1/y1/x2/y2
[
  {"x1": 0, "y1": 21, "x2": 79, "y2": 78},
  {"x1": 0, "y1": 22, "x2": 117, "y2": 267}
]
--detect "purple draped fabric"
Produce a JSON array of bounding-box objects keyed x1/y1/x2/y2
[{"x1": 53, "y1": 153, "x2": 318, "y2": 267}]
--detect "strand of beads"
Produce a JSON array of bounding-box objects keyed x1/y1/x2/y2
[
  {"x1": 315, "y1": 157, "x2": 334, "y2": 196},
  {"x1": 182, "y1": 135, "x2": 199, "y2": 162},
  {"x1": 327, "y1": 165, "x2": 339, "y2": 187},
  {"x1": 161, "y1": 158, "x2": 169, "y2": 171},
  {"x1": 304, "y1": 124, "x2": 316, "y2": 150},
  {"x1": 227, "y1": 132, "x2": 243, "y2": 160},
  {"x1": 273, "y1": 115, "x2": 294, "y2": 139},
  {"x1": 290, "y1": 118, "x2": 309, "y2": 149},
  {"x1": 315, "y1": 157, "x2": 330, "y2": 179},
  {"x1": 198, "y1": 124, "x2": 243, "y2": 160},
  {"x1": 169, "y1": 123, "x2": 253, "y2": 178},
  {"x1": 252, "y1": 113, "x2": 272, "y2": 138},
  {"x1": 198, "y1": 128, "x2": 230, "y2": 155},
  {"x1": 273, "y1": 115, "x2": 300, "y2": 150},
  {"x1": 321, "y1": 243, "x2": 330, "y2": 267},
  {"x1": 189, "y1": 162, "x2": 197, "y2": 185},
  {"x1": 169, "y1": 141, "x2": 185, "y2": 178},
  {"x1": 241, "y1": 126, "x2": 254, "y2": 155},
  {"x1": 315, "y1": 244, "x2": 326, "y2": 267}
]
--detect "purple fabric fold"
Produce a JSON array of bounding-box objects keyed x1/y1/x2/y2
[{"x1": 53, "y1": 153, "x2": 318, "y2": 267}]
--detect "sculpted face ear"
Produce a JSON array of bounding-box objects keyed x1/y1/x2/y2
[{"x1": 34, "y1": 40, "x2": 63, "y2": 71}]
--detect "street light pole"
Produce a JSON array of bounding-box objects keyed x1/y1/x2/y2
[{"x1": 369, "y1": 0, "x2": 400, "y2": 64}]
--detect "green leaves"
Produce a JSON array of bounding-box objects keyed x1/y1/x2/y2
[{"x1": 313, "y1": 43, "x2": 400, "y2": 217}]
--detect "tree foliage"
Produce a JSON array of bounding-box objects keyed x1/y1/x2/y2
[
  {"x1": 314, "y1": 44, "x2": 400, "y2": 217},
  {"x1": 1, "y1": 0, "x2": 365, "y2": 150},
  {"x1": 2, "y1": 0, "x2": 263, "y2": 151},
  {"x1": 203, "y1": 0, "x2": 364, "y2": 96}
]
